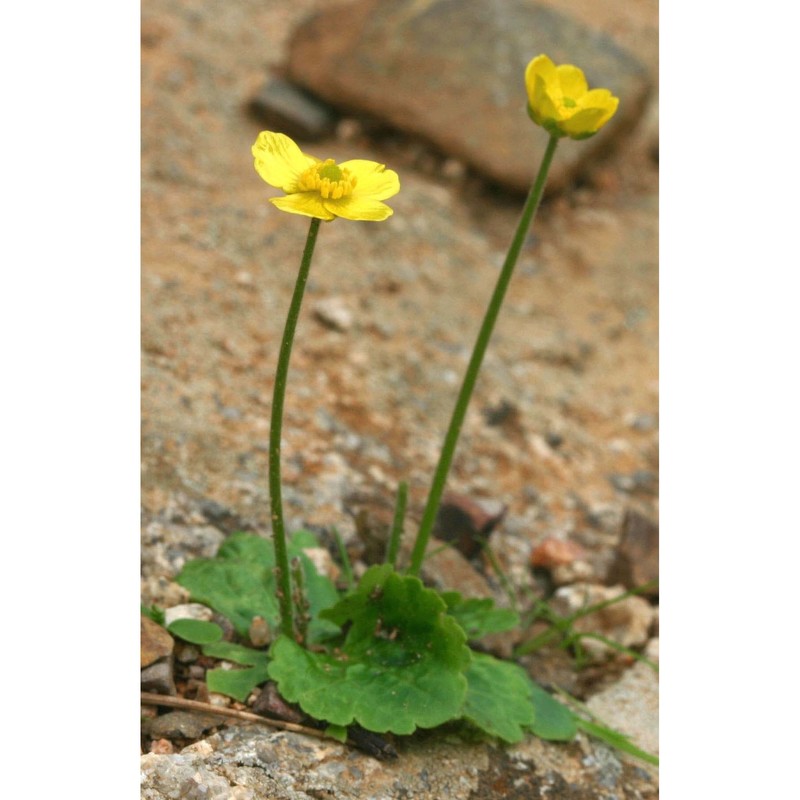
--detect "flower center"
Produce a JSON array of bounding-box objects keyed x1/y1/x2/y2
[{"x1": 297, "y1": 158, "x2": 357, "y2": 200}]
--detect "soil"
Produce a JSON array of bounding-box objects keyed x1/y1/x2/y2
[{"x1": 142, "y1": 0, "x2": 657, "y2": 536}]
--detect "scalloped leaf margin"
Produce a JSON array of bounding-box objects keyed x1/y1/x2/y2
[{"x1": 268, "y1": 565, "x2": 471, "y2": 734}]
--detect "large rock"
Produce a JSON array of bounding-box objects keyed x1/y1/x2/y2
[
  {"x1": 141, "y1": 723, "x2": 658, "y2": 799},
  {"x1": 287, "y1": 0, "x2": 651, "y2": 192}
]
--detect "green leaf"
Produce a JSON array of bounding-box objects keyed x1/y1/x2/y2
[
  {"x1": 167, "y1": 618, "x2": 223, "y2": 645},
  {"x1": 141, "y1": 604, "x2": 165, "y2": 625},
  {"x1": 528, "y1": 683, "x2": 578, "y2": 741},
  {"x1": 441, "y1": 591, "x2": 520, "y2": 639},
  {"x1": 201, "y1": 641, "x2": 271, "y2": 703},
  {"x1": 175, "y1": 531, "x2": 279, "y2": 637},
  {"x1": 462, "y1": 652, "x2": 535, "y2": 743},
  {"x1": 206, "y1": 663, "x2": 271, "y2": 702},
  {"x1": 268, "y1": 566, "x2": 471, "y2": 734},
  {"x1": 174, "y1": 530, "x2": 340, "y2": 643},
  {"x1": 576, "y1": 719, "x2": 659, "y2": 766},
  {"x1": 202, "y1": 641, "x2": 267, "y2": 665},
  {"x1": 324, "y1": 724, "x2": 348, "y2": 743},
  {"x1": 289, "y1": 549, "x2": 340, "y2": 642}
]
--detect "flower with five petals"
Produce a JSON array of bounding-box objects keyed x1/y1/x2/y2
[
  {"x1": 525, "y1": 55, "x2": 619, "y2": 140},
  {"x1": 252, "y1": 131, "x2": 400, "y2": 222}
]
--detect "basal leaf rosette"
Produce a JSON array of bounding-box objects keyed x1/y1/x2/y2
[
  {"x1": 525, "y1": 54, "x2": 619, "y2": 140},
  {"x1": 267, "y1": 565, "x2": 471, "y2": 734},
  {"x1": 252, "y1": 131, "x2": 400, "y2": 222}
]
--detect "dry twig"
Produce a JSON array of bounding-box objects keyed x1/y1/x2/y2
[{"x1": 140, "y1": 691, "x2": 335, "y2": 742}]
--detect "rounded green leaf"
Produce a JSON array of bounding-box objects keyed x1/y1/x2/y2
[
  {"x1": 206, "y1": 663, "x2": 271, "y2": 703},
  {"x1": 529, "y1": 683, "x2": 578, "y2": 741},
  {"x1": 166, "y1": 618, "x2": 223, "y2": 645},
  {"x1": 175, "y1": 532, "x2": 279, "y2": 637},
  {"x1": 201, "y1": 642, "x2": 271, "y2": 703},
  {"x1": 175, "y1": 530, "x2": 340, "y2": 643},
  {"x1": 269, "y1": 566, "x2": 471, "y2": 734},
  {"x1": 462, "y1": 652, "x2": 535, "y2": 743}
]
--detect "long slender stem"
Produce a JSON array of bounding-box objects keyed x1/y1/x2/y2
[
  {"x1": 407, "y1": 135, "x2": 560, "y2": 576},
  {"x1": 269, "y1": 217, "x2": 322, "y2": 637}
]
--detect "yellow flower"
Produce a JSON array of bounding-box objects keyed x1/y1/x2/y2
[
  {"x1": 525, "y1": 55, "x2": 619, "y2": 140},
  {"x1": 252, "y1": 131, "x2": 400, "y2": 222}
]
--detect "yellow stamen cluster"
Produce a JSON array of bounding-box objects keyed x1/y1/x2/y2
[{"x1": 297, "y1": 159, "x2": 358, "y2": 200}]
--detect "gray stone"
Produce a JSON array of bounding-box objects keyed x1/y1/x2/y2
[
  {"x1": 609, "y1": 470, "x2": 657, "y2": 495},
  {"x1": 287, "y1": 0, "x2": 651, "y2": 192},
  {"x1": 586, "y1": 647, "x2": 659, "y2": 764},
  {"x1": 141, "y1": 659, "x2": 177, "y2": 696},
  {"x1": 313, "y1": 296, "x2": 355, "y2": 332},
  {"x1": 607, "y1": 509, "x2": 659, "y2": 593},
  {"x1": 141, "y1": 724, "x2": 657, "y2": 799},
  {"x1": 141, "y1": 751, "x2": 244, "y2": 800},
  {"x1": 249, "y1": 76, "x2": 339, "y2": 141},
  {"x1": 144, "y1": 710, "x2": 228, "y2": 741}
]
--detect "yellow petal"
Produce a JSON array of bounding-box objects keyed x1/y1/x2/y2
[
  {"x1": 532, "y1": 74, "x2": 561, "y2": 121},
  {"x1": 270, "y1": 193, "x2": 335, "y2": 221},
  {"x1": 525, "y1": 54, "x2": 619, "y2": 139},
  {"x1": 324, "y1": 197, "x2": 394, "y2": 222},
  {"x1": 252, "y1": 132, "x2": 317, "y2": 191},
  {"x1": 560, "y1": 107, "x2": 610, "y2": 137},
  {"x1": 340, "y1": 160, "x2": 401, "y2": 202},
  {"x1": 579, "y1": 89, "x2": 618, "y2": 112},
  {"x1": 555, "y1": 64, "x2": 588, "y2": 99},
  {"x1": 574, "y1": 91, "x2": 619, "y2": 132},
  {"x1": 525, "y1": 54, "x2": 557, "y2": 97}
]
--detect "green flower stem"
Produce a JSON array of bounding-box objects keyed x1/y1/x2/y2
[
  {"x1": 385, "y1": 480, "x2": 408, "y2": 568},
  {"x1": 269, "y1": 216, "x2": 322, "y2": 638},
  {"x1": 407, "y1": 134, "x2": 560, "y2": 577}
]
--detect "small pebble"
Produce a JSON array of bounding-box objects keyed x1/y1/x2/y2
[
  {"x1": 300, "y1": 546, "x2": 341, "y2": 582},
  {"x1": 609, "y1": 473, "x2": 636, "y2": 493},
  {"x1": 530, "y1": 537, "x2": 584, "y2": 569},
  {"x1": 248, "y1": 616, "x2": 272, "y2": 648},
  {"x1": 627, "y1": 412, "x2": 658, "y2": 431},
  {"x1": 550, "y1": 559, "x2": 595, "y2": 586},
  {"x1": 234, "y1": 270, "x2": 255, "y2": 288},
  {"x1": 141, "y1": 615, "x2": 174, "y2": 668},
  {"x1": 434, "y1": 492, "x2": 507, "y2": 559},
  {"x1": 441, "y1": 157, "x2": 467, "y2": 181},
  {"x1": 482, "y1": 398, "x2": 517, "y2": 426},
  {"x1": 607, "y1": 510, "x2": 659, "y2": 592},
  {"x1": 609, "y1": 471, "x2": 657, "y2": 495},
  {"x1": 545, "y1": 432, "x2": 564, "y2": 449},
  {"x1": 313, "y1": 297, "x2": 354, "y2": 332},
  {"x1": 174, "y1": 643, "x2": 201, "y2": 664},
  {"x1": 149, "y1": 738, "x2": 175, "y2": 755},
  {"x1": 336, "y1": 118, "x2": 363, "y2": 141},
  {"x1": 164, "y1": 603, "x2": 214, "y2": 627},
  {"x1": 141, "y1": 660, "x2": 176, "y2": 696},
  {"x1": 145, "y1": 710, "x2": 226, "y2": 740}
]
